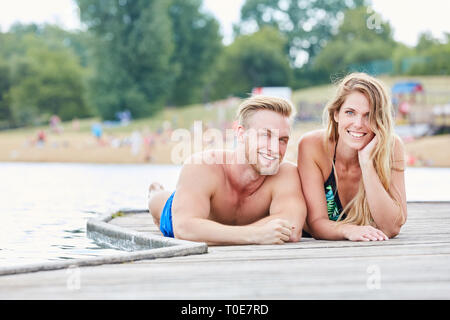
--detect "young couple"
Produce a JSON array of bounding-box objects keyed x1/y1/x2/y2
[{"x1": 148, "y1": 73, "x2": 407, "y2": 245}]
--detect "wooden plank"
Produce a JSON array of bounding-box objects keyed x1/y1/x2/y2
[
  {"x1": 1, "y1": 252, "x2": 449, "y2": 299},
  {"x1": 0, "y1": 202, "x2": 449, "y2": 299}
]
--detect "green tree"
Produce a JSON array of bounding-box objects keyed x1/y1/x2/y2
[
  {"x1": 408, "y1": 33, "x2": 450, "y2": 75},
  {"x1": 6, "y1": 23, "x2": 92, "y2": 67},
  {"x1": 0, "y1": 57, "x2": 12, "y2": 129},
  {"x1": 168, "y1": 0, "x2": 223, "y2": 106},
  {"x1": 210, "y1": 27, "x2": 292, "y2": 99},
  {"x1": 313, "y1": 6, "x2": 396, "y2": 76},
  {"x1": 236, "y1": 0, "x2": 366, "y2": 65},
  {"x1": 7, "y1": 45, "x2": 91, "y2": 126},
  {"x1": 0, "y1": 27, "x2": 92, "y2": 128},
  {"x1": 415, "y1": 32, "x2": 441, "y2": 54},
  {"x1": 76, "y1": 0, "x2": 176, "y2": 119}
]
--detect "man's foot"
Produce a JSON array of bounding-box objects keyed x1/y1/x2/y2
[
  {"x1": 148, "y1": 182, "x2": 165, "y2": 227},
  {"x1": 148, "y1": 182, "x2": 164, "y2": 201}
]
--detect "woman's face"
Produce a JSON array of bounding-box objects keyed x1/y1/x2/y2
[{"x1": 334, "y1": 91, "x2": 375, "y2": 151}]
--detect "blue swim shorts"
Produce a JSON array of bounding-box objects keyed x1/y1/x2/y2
[{"x1": 159, "y1": 191, "x2": 175, "y2": 238}]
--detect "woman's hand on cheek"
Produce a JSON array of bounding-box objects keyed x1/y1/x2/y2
[{"x1": 358, "y1": 134, "x2": 378, "y2": 167}]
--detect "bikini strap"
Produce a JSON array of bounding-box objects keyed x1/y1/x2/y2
[{"x1": 333, "y1": 140, "x2": 338, "y2": 164}]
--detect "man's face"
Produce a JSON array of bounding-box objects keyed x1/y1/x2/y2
[{"x1": 239, "y1": 110, "x2": 291, "y2": 175}]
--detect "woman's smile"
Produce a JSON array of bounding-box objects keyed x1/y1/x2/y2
[{"x1": 347, "y1": 130, "x2": 368, "y2": 139}]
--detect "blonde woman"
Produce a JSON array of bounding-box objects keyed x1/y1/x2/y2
[{"x1": 297, "y1": 73, "x2": 407, "y2": 241}]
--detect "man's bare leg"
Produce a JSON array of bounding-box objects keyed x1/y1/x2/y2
[{"x1": 148, "y1": 182, "x2": 172, "y2": 227}]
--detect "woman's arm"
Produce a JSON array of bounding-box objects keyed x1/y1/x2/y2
[
  {"x1": 358, "y1": 135, "x2": 407, "y2": 238},
  {"x1": 298, "y1": 132, "x2": 389, "y2": 241},
  {"x1": 297, "y1": 133, "x2": 347, "y2": 240}
]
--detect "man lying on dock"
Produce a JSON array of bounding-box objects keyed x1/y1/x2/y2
[{"x1": 148, "y1": 96, "x2": 307, "y2": 245}]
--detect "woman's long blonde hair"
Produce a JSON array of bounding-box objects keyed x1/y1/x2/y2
[{"x1": 323, "y1": 72, "x2": 404, "y2": 227}]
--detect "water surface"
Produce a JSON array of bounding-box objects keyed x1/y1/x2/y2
[{"x1": 0, "y1": 162, "x2": 448, "y2": 267}]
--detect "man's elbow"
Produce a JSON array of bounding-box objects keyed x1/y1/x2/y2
[
  {"x1": 173, "y1": 218, "x2": 192, "y2": 241},
  {"x1": 289, "y1": 229, "x2": 302, "y2": 243},
  {"x1": 288, "y1": 219, "x2": 304, "y2": 242}
]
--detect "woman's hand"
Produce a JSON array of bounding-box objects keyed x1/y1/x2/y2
[
  {"x1": 358, "y1": 134, "x2": 378, "y2": 167},
  {"x1": 340, "y1": 224, "x2": 389, "y2": 241}
]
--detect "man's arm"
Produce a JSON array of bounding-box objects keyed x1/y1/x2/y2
[
  {"x1": 172, "y1": 155, "x2": 292, "y2": 245},
  {"x1": 250, "y1": 163, "x2": 307, "y2": 242}
]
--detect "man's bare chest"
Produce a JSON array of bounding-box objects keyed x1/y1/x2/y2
[{"x1": 209, "y1": 188, "x2": 272, "y2": 226}]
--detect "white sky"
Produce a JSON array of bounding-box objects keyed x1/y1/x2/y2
[{"x1": 0, "y1": 0, "x2": 449, "y2": 46}]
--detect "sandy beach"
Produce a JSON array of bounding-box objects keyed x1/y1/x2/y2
[{"x1": 0, "y1": 122, "x2": 448, "y2": 167}]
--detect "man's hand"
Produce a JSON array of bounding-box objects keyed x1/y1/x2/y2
[{"x1": 254, "y1": 219, "x2": 293, "y2": 244}]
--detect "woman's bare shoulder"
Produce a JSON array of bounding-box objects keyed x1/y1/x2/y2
[{"x1": 297, "y1": 129, "x2": 328, "y2": 157}]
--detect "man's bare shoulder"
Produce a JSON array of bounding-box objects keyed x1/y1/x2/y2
[
  {"x1": 179, "y1": 150, "x2": 226, "y2": 187},
  {"x1": 267, "y1": 162, "x2": 300, "y2": 187},
  {"x1": 184, "y1": 149, "x2": 230, "y2": 166},
  {"x1": 278, "y1": 161, "x2": 298, "y2": 175}
]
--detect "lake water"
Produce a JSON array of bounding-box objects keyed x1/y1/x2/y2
[{"x1": 1, "y1": 162, "x2": 449, "y2": 267}]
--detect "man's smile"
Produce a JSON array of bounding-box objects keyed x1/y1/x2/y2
[{"x1": 258, "y1": 152, "x2": 278, "y2": 161}]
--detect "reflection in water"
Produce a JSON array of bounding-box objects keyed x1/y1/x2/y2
[
  {"x1": 0, "y1": 162, "x2": 448, "y2": 267},
  {"x1": 0, "y1": 162, "x2": 180, "y2": 267}
]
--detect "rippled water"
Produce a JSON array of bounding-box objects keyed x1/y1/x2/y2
[
  {"x1": 0, "y1": 162, "x2": 181, "y2": 267},
  {"x1": 0, "y1": 162, "x2": 449, "y2": 267}
]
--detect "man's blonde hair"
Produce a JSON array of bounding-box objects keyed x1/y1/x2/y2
[{"x1": 237, "y1": 95, "x2": 294, "y2": 128}]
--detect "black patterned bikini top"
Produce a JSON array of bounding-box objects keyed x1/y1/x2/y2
[{"x1": 323, "y1": 142, "x2": 345, "y2": 221}]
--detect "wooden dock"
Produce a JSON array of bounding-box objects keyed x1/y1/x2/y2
[{"x1": 0, "y1": 202, "x2": 449, "y2": 299}]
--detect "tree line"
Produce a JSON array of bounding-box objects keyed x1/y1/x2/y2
[{"x1": 0, "y1": 0, "x2": 449, "y2": 129}]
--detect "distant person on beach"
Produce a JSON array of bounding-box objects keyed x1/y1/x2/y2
[
  {"x1": 398, "y1": 100, "x2": 410, "y2": 121},
  {"x1": 50, "y1": 115, "x2": 62, "y2": 134},
  {"x1": 36, "y1": 130, "x2": 46, "y2": 147},
  {"x1": 148, "y1": 96, "x2": 307, "y2": 245},
  {"x1": 297, "y1": 73, "x2": 407, "y2": 241},
  {"x1": 91, "y1": 123, "x2": 103, "y2": 143}
]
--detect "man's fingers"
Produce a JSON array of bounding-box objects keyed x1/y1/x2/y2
[
  {"x1": 273, "y1": 219, "x2": 293, "y2": 234},
  {"x1": 273, "y1": 219, "x2": 291, "y2": 228},
  {"x1": 279, "y1": 233, "x2": 290, "y2": 242},
  {"x1": 280, "y1": 225, "x2": 292, "y2": 236},
  {"x1": 267, "y1": 219, "x2": 296, "y2": 244}
]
